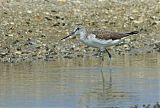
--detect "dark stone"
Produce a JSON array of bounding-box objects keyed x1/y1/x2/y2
[{"x1": 45, "y1": 16, "x2": 52, "y2": 21}]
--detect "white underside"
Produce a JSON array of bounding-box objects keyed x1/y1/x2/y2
[{"x1": 80, "y1": 34, "x2": 125, "y2": 50}]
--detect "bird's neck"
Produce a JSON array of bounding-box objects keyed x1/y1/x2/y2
[{"x1": 79, "y1": 30, "x2": 87, "y2": 41}]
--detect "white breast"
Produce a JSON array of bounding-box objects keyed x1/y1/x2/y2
[{"x1": 80, "y1": 34, "x2": 123, "y2": 48}]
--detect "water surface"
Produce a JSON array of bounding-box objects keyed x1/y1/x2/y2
[{"x1": 0, "y1": 53, "x2": 160, "y2": 108}]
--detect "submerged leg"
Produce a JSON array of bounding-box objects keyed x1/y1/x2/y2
[
  {"x1": 99, "y1": 49, "x2": 105, "y2": 92},
  {"x1": 98, "y1": 49, "x2": 104, "y2": 61},
  {"x1": 105, "y1": 49, "x2": 112, "y2": 60}
]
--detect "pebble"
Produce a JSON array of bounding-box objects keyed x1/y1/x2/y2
[
  {"x1": 15, "y1": 51, "x2": 22, "y2": 55},
  {"x1": 27, "y1": 10, "x2": 32, "y2": 14},
  {"x1": 123, "y1": 44, "x2": 131, "y2": 51},
  {"x1": 0, "y1": 52, "x2": 8, "y2": 57}
]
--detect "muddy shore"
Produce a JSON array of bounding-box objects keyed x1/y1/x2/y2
[{"x1": 0, "y1": 0, "x2": 160, "y2": 63}]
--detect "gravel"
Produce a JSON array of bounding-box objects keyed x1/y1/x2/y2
[{"x1": 0, "y1": 0, "x2": 160, "y2": 63}]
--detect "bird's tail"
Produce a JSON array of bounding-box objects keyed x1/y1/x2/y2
[{"x1": 125, "y1": 31, "x2": 139, "y2": 35}]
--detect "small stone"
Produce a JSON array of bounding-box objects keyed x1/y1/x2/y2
[
  {"x1": 55, "y1": 16, "x2": 60, "y2": 19},
  {"x1": 63, "y1": 55, "x2": 73, "y2": 59},
  {"x1": 12, "y1": 40, "x2": 19, "y2": 44},
  {"x1": 57, "y1": 0, "x2": 66, "y2": 2},
  {"x1": 15, "y1": 51, "x2": 22, "y2": 55},
  {"x1": 123, "y1": 44, "x2": 131, "y2": 51},
  {"x1": 8, "y1": 34, "x2": 13, "y2": 37},
  {"x1": 133, "y1": 20, "x2": 143, "y2": 24},
  {"x1": 150, "y1": 16, "x2": 156, "y2": 19},
  {"x1": 51, "y1": 10, "x2": 56, "y2": 12},
  {"x1": 28, "y1": 29, "x2": 32, "y2": 33},
  {"x1": 154, "y1": 41, "x2": 160, "y2": 48},
  {"x1": 125, "y1": 38, "x2": 131, "y2": 43},
  {"x1": 53, "y1": 22, "x2": 60, "y2": 26},
  {"x1": 0, "y1": 52, "x2": 8, "y2": 57},
  {"x1": 44, "y1": 12, "x2": 50, "y2": 15},
  {"x1": 45, "y1": 16, "x2": 52, "y2": 21},
  {"x1": 10, "y1": 22, "x2": 14, "y2": 25},
  {"x1": 98, "y1": 0, "x2": 105, "y2": 1},
  {"x1": 27, "y1": 10, "x2": 32, "y2": 14},
  {"x1": 129, "y1": 16, "x2": 134, "y2": 20},
  {"x1": 152, "y1": 21, "x2": 160, "y2": 25}
]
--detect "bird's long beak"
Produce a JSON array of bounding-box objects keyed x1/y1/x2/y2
[{"x1": 61, "y1": 31, "x2": 75, "y2": 40}]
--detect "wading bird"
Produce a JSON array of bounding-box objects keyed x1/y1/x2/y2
[{"x1": 61, "y1": 25, "x2": 138, "y2": 61}]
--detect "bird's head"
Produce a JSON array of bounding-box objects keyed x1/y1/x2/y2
[{"x1": 61, "y1": 24, "x2": 86, "y2": 40}]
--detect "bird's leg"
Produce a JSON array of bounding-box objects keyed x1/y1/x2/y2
[
  {"x1": 99, "y1": 50, "x2": 104, "y2": 61},
  {"x1": 98, "y1": 49, "x2": 104, "y2": 61},
  {"x1": 99, "y1": 49, "x2": 105, "y2": 93},
  {"x1": 100, "y1": 67, "x2": 105, "y2": 93},
  {"x1": 105, "y1": 49, "x2": 111, "y2": 60}
]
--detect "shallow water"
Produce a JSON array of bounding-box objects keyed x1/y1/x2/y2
[{"x1": 0, "y1": 53, "x2": 160, "y2": 108}]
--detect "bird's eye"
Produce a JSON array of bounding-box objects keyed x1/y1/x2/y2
[{"x1": 76, "y1": 27, "x2": 80, "y2": 30}]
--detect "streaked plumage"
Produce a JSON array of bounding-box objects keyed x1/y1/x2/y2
[{"x1": 92, "y1": 30, "x2": 138, "y2": 40}]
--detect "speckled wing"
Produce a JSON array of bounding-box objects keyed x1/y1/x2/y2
[{"x1": 91, "y1": 30, "x2": 138, "y2": 40}]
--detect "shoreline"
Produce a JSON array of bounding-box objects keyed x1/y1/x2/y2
[{"x1": 0, "y1": 0, "x2": 160, "y2": 63}]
